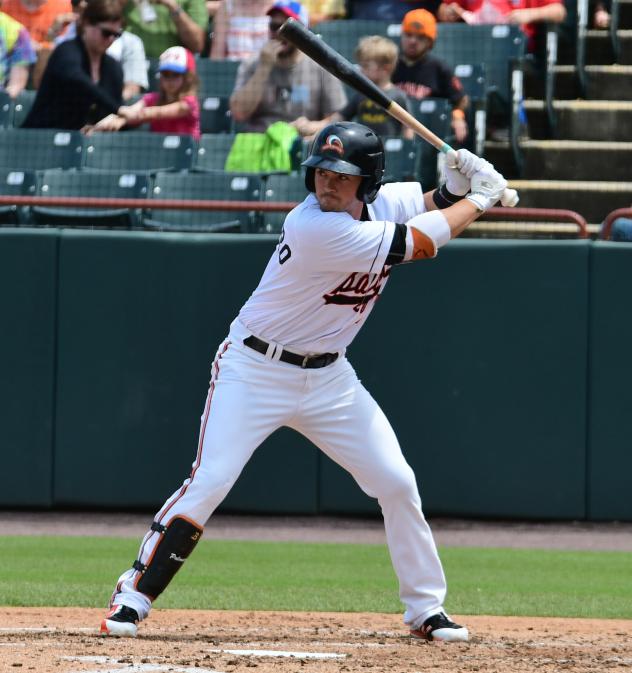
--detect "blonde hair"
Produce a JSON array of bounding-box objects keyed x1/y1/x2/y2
[{"x1": 354, "y1": 35, "x2": 399, "y2": 69}]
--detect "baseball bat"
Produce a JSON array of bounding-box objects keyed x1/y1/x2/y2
[{"x1": 278, "y1": 17, "x2": 519, "y2": 208}]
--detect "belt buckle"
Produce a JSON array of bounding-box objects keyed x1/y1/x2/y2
[{"x1": 301, "y1": 354, "x2": 310, "y2": 368}]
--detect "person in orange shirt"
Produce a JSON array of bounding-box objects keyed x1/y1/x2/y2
[{"x1": 2, "y1": 0, "x2": 73, "y2": 85}]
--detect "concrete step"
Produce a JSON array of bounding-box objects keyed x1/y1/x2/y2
[
  {"x1": 485, "y1": 139, "x2": 632, "y2": 180},
  {"x1": 506, "y1": 180, "x2": 632, "y2": 224},
  {"x1": 587, "y1": 29, "x2": 632, "y2": 64},
  {"x1": 551, "y1": 64, "x2": 632, "y2": 99},
  {"x1": 523, "y1": 100, "x2": 632, "y2": 141}
]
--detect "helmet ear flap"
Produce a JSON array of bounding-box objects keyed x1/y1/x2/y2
[{"x1": 305, "y1": 167, "x2": 315, "y2": 193}]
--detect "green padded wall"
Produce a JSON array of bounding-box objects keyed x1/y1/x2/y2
[
  {"x1": 320, "y1": 240, "x2": 590, "y2": 519},
  {"x1": 0, "y1": 229, "x2": 58, "y2": 506},
  {"x1": 54, "y1": 230, "x2": 319, "y2": 513},
  {"x1": 588, "y1": 242, "x2": 632, "y2": 520}
]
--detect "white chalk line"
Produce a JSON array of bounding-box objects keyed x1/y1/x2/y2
[
  {"x1": 208, "y1": 648, "x2": 345, "y2": 659},
  {"x1": 61, "y1": 656, "x2": 224, "y2": 673}
]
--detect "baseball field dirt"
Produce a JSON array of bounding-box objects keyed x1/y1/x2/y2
[{"x1": 1, "y1": 513, "x2": 631, "y2": 672}]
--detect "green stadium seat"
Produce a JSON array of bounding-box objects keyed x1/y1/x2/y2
[
  {"x1": 199, "y1": 96, "x2": 233, "y2": 134},
  {"x1": 192, "y1": 133, "x2": 236, "y2": 171},
  {"x1": 0, "y1": 91, "x2": 11, "y2": 129},
  {"x1": 11, "y1": 90, "x2": 37, "y2": 128},
  {"x1": 195, "y1": 58, "x2": 241, "y2": 97},
  {"x1": 0, "y1": 129, "x2": 84, "y2": 170},
  {"x1": 31, "y1": 170, "x2": 150, "y2": 228},
  {"x1": 82, "y1": 132, "x2": 195, "y2": 172},
  {"x1": 144, "y1": 170, "x2": 263, "y2": 232},
  {"x1": 433, "y1": 24, "x2": 525, "y2": 107},
  {"x1": 313, "y1": 20, "x2": 395, "y2": 62},
  {"x1": 407, "y1": 97, "x2": 451, "y2": 190},
  {"x1": 382, "y1": 137, "x2": 416, "y2": 183},
  {"x1": 453, "y1": 63, "x2": 487, "y2": 155},
  {"x1": 0, "y1": 169, "x2": 36, "y2": 225},
  {"x1": 259, "y1": 172, "x2": 307, "y2": 233}
]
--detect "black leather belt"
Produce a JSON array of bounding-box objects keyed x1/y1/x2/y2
[{"x1": 243, "y1": 335, "x2": 339, "y2": 369}]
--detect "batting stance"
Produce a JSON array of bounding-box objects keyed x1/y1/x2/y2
[{"x1": 102, "y1": 121, "x2": 507, "y2": 642}]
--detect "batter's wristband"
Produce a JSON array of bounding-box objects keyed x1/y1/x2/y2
[{"x1": 433, "y1": 184, "x2": 464, "y2": 210}]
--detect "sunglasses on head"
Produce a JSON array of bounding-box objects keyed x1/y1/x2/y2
[{"x1": 98, "y1": 25, "x2": 123, "y2": 39}]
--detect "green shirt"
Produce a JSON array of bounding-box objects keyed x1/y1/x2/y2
[{"x1": 124, "y1": 0, "x2": 208, "y2": 58}]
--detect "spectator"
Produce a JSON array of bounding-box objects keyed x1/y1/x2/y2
[
  {"x1": 437, "y1": 0, "x2": 566, "y2": 53},
  {"x1": 347, "y1": 0, "x2": 440, "y2": 22},
  {"x1": 89, "y1": 45, "x2": 201, "y2": 138},
  {"x1": 122, "y1": 0, "x2": 207, "y2": 57},
  {"x1": 392, "y1": 9, "x2": 468, "y2": 143},
  {"x1": 0, "y1": 7, "x2": 36, "y2": 97},
  {"x1": 22, "y1": 0, "x2": 128, "y2": 129},
  {"x1": 302, "y1": 0, "x2": 345, "y2": 24},
  {"x1": 54, "y1": 0, "x2": 149, "y2": 101},
  {"x1": 2, "y1": 0, "x2": 73, "y2": 86},
  {"x1": 610, "y1": 217, "x2": 632, "y2": 241},
  {"x1": 229, "y1": 0, "x2": 346, "y2": 135},
  {"x1": 592, "y1": 0, "x2": 610, "y2": 28},
  {"x1": 210, "y1": 0, "x2": 271, "y2": 61},
  {"x1": 295, "y1": 35, "x2": 414, "y2": 139}
]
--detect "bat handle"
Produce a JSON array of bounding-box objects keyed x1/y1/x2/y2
[{"x1": 442, "y1": 147, "x2": 519, "y2": 208}]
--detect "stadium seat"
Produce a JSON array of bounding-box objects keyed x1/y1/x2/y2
[
  {"x1": 11, "y1": 90, "x2": 37, "y2": 128},
  {"x1": 0, "y1": 91, "x2": 11, "y2": 129},
  {"x1": 313, "y1": 20, "x2": 396, "y2": 62},
  {"x1": 192, "y1": 133, "x2": 236, "y2": 171},
  {"x1": 83, "y1": 132, "x2": 195, "y2": 172},
  {"x1": 382, "y1": 137, "x2": 417, "y2": 183},
  {"x1": 407, "y1": 97, "x2": 451, "y2": 190},
  {"x1": 31, "y1": 170, "x2": 150, "y2": 228},
  {"x1": 199, "y1": 96, "x2": 233, "y2": 134},
  {"x1": 195, "y1": 58, "x2": 241, "y2": 98},
  {"x1": 0, "y1": 129, "x2": 84, "y2": 170},
  {"x1": 144, "y1": 170, "x2": 264, "y2": 232},
  {"x1": 453, "y1": 63, "x2": 487, "y2": 155},
  {"x1": 433, "y1": 24, "x2": 525, "y2": 108},
  {"x1": 259, "y1": 172, "x2": 307, "y2": 233},
  {"x1": 0, "y1": 169, "x2": 36, "y2": 225}
]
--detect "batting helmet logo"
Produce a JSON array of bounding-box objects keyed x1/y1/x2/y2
[{"x1": 321, "y1": 134, "x2": 344, "y2": 156}]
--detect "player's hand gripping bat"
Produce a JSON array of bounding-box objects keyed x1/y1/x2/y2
[{"x1": 278, "y1": 17, "x2": 519, "y2": 208}]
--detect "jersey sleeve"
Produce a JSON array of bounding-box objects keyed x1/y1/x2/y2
[
  {"x1": 289, "y1": 203, "x2": 395, "y2": 275},
  {"x1": 373, "y1": 182, "x2": 426, "y2": 222}
]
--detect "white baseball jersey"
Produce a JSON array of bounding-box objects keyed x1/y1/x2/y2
[{"x1": 239, "y1": 182, "x2": 426, "y2": 354}]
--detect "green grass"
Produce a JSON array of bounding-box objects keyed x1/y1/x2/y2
[{"x1": 0, "y1": 536, "x2": 630, "y2": 619}]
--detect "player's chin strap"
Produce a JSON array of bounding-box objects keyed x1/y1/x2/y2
[{"x1": 132, "y1": 516, "x2": 203, "y2": 600}]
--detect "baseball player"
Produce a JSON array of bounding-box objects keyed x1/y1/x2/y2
[{"x1": 101, "y1": 121, "x2": 507, "y2": 642}]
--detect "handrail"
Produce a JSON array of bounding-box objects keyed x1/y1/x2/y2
[
  {"x1": 0, "y1": 196, "x2": 589, "y2": 238},
  {"x1": 601, "y1": 207, "x2": 632, "y2": 239},
  {"x1": 576, "y1": 0, "x2": 589, "y2": 97},
  {"x1": 544, "y1": 25, "x2": 558, "y2": 136},
  {"x1": 479, "y1": 207, "x2": 589, "y2": 237},
  {"x1": 610, "y1": 0, "x2": 621, "y2": 62}
]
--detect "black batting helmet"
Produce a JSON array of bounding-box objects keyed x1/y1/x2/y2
[{"x1": 302, "y1": 122, "x2": 385, "y2": 204}]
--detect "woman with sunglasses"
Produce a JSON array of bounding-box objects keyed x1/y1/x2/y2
[{"x1": 23, "y1": 0, "x2": 133, "y2": 129}]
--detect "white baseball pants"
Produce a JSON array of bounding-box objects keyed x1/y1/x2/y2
[{"x1": 111, "y1": 319, "x2": 448, "y2": 628}]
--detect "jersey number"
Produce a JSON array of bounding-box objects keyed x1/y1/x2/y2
[{"x1": 278, "y1": 227, "x2": 291, "y2": 265}]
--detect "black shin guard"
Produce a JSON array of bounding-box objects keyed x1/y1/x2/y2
[{"x1": 134, "y1": 517, "x2": 202, "y2": 600}]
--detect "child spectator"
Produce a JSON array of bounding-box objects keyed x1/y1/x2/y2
[
  {"x1": 210, "y1": 0, "x2": 271, "y2": 60},
  {"x1": 0, "y1": 7, "x2": 36, "y2": 98},
  {"x1": 90, "y1": 45, "x2": 201, "y2": 138},
  {"x1": 293, "y1": 35, "x2": 413, "y2": 139},
  {"x1": 392, "y1": 8, "x2": 468, "y2": 143}
]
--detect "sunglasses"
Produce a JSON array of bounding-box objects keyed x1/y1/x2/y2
[{"x1": 98, "y1": 25, "x2": 123, "y2": 39}]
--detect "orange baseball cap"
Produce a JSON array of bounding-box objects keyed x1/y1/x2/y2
[{"x1": 402, "y1": 9, "x2": 437, "y2": 42}]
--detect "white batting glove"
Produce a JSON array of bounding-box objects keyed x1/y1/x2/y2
[
  {"x1": 444, "y1": 149, "x2": 487, "y2": 196},
  {"x1": 466, "y1": 165, "x2": 508, "y2": 212}
]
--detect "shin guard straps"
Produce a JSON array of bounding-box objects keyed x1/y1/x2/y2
[{"x1": 134, "y1": 517, "x2": 202, "y2": 600}]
